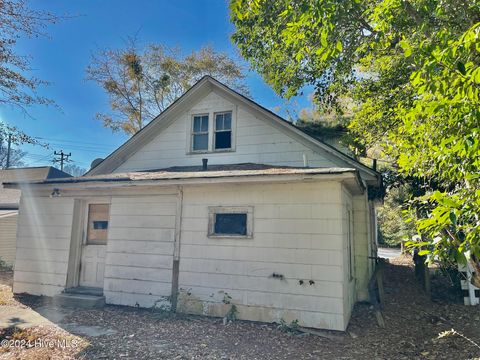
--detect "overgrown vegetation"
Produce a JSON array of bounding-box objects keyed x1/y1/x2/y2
[
  {"x1": 230, "y1": 0, "x2": 480, "y2": 279},
  {"x1": 378, "y1": 184, "x2": 416, "y2": 247},
  {"x1": 278, "y1": 319, "x2": 300, "y2": 334},
  {"x1": 222, "y1": 293, "x2": 238, "y2": 322},
  {"x1": 0, "y1": 258, "x2": 12, "y2": 271}
]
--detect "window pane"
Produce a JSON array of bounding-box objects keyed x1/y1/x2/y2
[
  {"x1": 93, "y1": 221, "x2": 108, "y2": 230},
  {"x1": 215, "y1": 213, "x2": 247, "y2": 235},
  {"x1": 215, "y1": 131, "x2": 231, "y2": 149},
  {"x1": 215, "y1": 114, "x2": 224, "y2": 131},
  {"x1": 223, "y1": 113, "x2": 232, "y2": 129},
  {"x1": 193, "y1": 133, "x2": 208, "y2": 151},
  {"x1": 201, "y1": 116, "x2": 209, "y2": 131},
  {"x1": 193, "y1": 117, "x2": 201, "y2": 132}
]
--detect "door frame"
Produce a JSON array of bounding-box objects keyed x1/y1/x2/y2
[{"x1": 66, "y1": 197, "x2": 111, "y2": 289}]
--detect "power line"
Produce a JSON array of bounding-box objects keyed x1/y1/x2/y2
[
  {"x1": 53, "y1": 150, "x2": 71, "y2": 171},
  {"x1": 34, "y1": 136, "x2": 117, "y2": 148},
  {"x1": 31, "y1": 152, "x2": 54, "y2": 162}
]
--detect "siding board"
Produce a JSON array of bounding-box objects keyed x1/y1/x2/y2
[
  {"x1": 177, "y1": 181, "x2": 347, "y2": 330},
  {"x1": 0, "y1": 213, "x2": 17, "y2": 265},
  {"x1": 104, "y1": 195, "x2": 177, "y2": 307},
  {"x1": 12, "y1": 196, "x2": 73, "y2": 296}
]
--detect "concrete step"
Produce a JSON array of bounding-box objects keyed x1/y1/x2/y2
[
  {"x1": 64, "y1": 286, "x2": 103, "y2": 296},
  {"x1": 53, "y1": 293, "x2": 105, "y2": 309}
]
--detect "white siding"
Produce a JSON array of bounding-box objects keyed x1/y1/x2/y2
[
  {"x1": 13, "y1": 196, "x2": 74, "y2": 296},
  {"x1": 341, "y1": 186, "x2": 355, "y2": 329},
  {"x1": 0, "y1": 212, "x2": 18, "y2": 266},
  {"x1": 12, "y1": 179, "x2": 371, "y2": 331},
  {"x1": 352, "y1": 192, "x2": 371, "y2": 301},
  {"x1": 177, "y1": 181, "x2": 348, "y2": 331},
  {"x1": 114, "y1": 90, "x2": 338, "y2": 172},
  {"x1": 103, "y1": 195, "x2": 177, "y2": 308}
]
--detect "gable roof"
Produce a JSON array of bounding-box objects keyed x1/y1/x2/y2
[
  {"x1": 87, "y1": 76, "x2": 380, "y2": 186},
  {"x1": 0, "y1": 166, "x2": 71, "y2": 209}
]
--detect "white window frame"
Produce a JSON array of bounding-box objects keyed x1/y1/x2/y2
[
  {"x1": 186, "y1": 107, "x2": 237, "y2": 154},
  {"x1": 208, "y1": 206, "x2": 254, "y2": 239},
  {"x1": 213, "y1": 111, "x2": 233, "y2": 152},
  {"x1": 190, "y1": 113, "x2": 210, "y2": 153}
]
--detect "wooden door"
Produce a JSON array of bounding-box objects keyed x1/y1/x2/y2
[{"x1": 79, "y1": 203, "x2": 109, "y2": 288}]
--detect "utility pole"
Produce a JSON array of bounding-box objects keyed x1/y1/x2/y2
[
  {"x1": 53, "y1": 150, "x2": 71, "y2": 171},
  {"x1": 5, "y1": 134, "x2": 12, "y2": 169}
]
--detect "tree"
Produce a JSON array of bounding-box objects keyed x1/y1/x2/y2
[
  {"x1": 378, "y1": 183, "x2": 416, "y2": 247},
  {"x1": 0, "y1": 143, "x2": 25, "y2": 169},
  {"x1": 0, "y1": 122, "x2": 44, "y2": 168},
  {"x1": 230, "y1": 1, "x2": 480, "y2": 277},
  {"x1": 62, "y1": 164, "x2": 86, "y2": 177},
  {"x1": 0, "y1": 0, "x2": 61, "y2": 110},
  {"x1": 87, "y1": 42, "x2": 247, "y2": 135}
]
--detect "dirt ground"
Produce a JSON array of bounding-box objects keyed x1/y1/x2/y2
[{"x1": 0, "y1": 256, "x2": 479, "y2": 359}]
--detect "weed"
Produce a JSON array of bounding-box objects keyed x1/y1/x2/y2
[{"x1": 278, "y1": 319, "x2": 300, "y2": 334}]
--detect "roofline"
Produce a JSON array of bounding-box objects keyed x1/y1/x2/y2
[
  {"x1": 0, "y1": 166, "x2": 52, "y2": 170},
  {"x1": 4, "y1": 170, "x2": 364, "y2": 193},
  {"x1": 0, "y1": 166, "x2": 71, "y2": 177},
  {"x1": 86, "y1": 76, "x2": 380, "y2": 185}
]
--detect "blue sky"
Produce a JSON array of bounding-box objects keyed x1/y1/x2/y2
[{"x1": 0, "y1": 0, "x2": 311, "y2": 171}]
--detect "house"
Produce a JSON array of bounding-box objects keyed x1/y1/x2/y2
[
  {"x1": 4, "y1": 76, "x2": 381, "y2": 331},
  {"x1": 0, "y1": 167, "x2": 71, "y2": 267}
]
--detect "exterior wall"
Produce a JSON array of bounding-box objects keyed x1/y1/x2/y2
[
  {"x1": 352, "y1": 193, "x2": 371, "y2": 301},
  {"x1": 104, "y1": 194, "x2": 177, "y2": 308},
  {"x1": 114, "y1": 90, "x2": 338, "y2": 172},
  {"x1": 11, "y1": 180, "x2": 373, "y2": 331},
  {"x1": 341, "y1": 186, "x2": 355, "y2": 329},
  {"x1": 176, "y1": 181, "x2": 348, "y2": 331},
  {"x1": 0, "y1": 212, "x2": 18, "y2": 266},
  {"x1": 367, "y1": 200, "x2": 378, "y2": 277},
  {"x1": 13, "y1": 195, "x2": 74, "y2": 296}
]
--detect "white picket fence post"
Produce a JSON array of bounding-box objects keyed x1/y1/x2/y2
[{"x1": 458, "y1": 262, "x2": 480, "y2": 306}]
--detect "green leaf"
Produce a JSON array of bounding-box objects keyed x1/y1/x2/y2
[
  {"x1": 320, "y1": 31, "x2": 328, "y2": 47},
  {"x1": 457, "y1": 61, "x2": 466, "y2": 75},
  {"x1": 336, "y1": 41, "x2": 343, "y2": 52},
  {"x1": 449, "y1": 212, "x2": 457, "y2": 226},
  {"x1": 399, "y1": 40, "x2": 412, "y2": 57}
]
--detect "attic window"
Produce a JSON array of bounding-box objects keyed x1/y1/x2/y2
[
  {"x1": 192, "y1": 115, "x2": 209, "y2": 151},
  {"x1": 208, "y1": 206, "x2": 253, "y2": 238},
  {"x1": 214, "y1": 112, "x2": 232, "y2": 150}
]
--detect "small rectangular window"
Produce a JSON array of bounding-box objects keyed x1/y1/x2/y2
[
  {"x1": 214, "y1": 112, "x2": 232, "y2": 150},
  {"x1": 192, "y1": 115, "x2": 209, "y2": 151},
  {"x1": 215, "y1": 213, "x2": 247, "y2": 235},
  {"x1": 93, "y1": 221, "x2": 108, "y2": 230},
  {"x1": 208, "y1": 206, "x2": 253, "y2": 238},
  {"x1": 87, "y1": 204, "x2": 110, "y2": 244}
]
